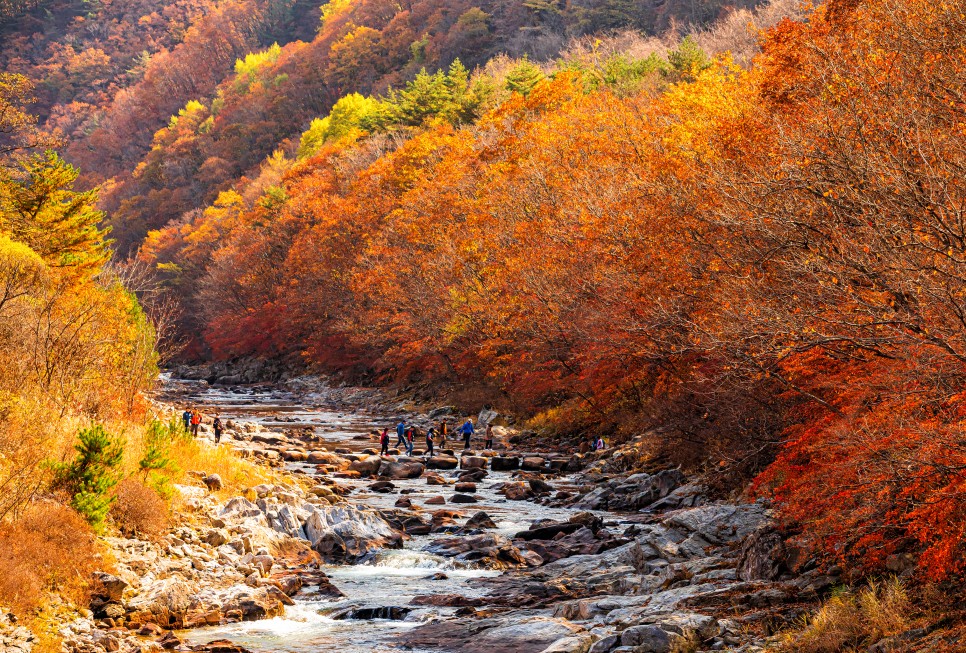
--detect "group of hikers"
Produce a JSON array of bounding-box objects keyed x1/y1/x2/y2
[
  {"x1": 177, "y1": 405, "x2": 602, "y2": 456},
  {"x1": 181, "y1": 407, "x2": 224, "y2": 443},
  {"x1": 379, "y1": 417, "x2": 496, "y2": 456}
]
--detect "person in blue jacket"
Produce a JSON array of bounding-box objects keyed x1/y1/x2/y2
[
  {"x1": 396, "y1": 420, "x2": 407, "y2": 449},
  {"x1": 460, "y1": 418, "x2": 475, "y2": 450}
]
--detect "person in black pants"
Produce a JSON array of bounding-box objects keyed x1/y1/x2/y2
[
  {"x1": 426, "y1": 428, "x2": 436, "y2": 457},
  {"x1": 460, "y1": 418, "x2": 474, "y2": 449},
  {"x1": 380, "y1": 428, "x2": 390, "y2": 455},
  {"x1": 484, "y1": 424, "x2": 493, "y2": 450}
]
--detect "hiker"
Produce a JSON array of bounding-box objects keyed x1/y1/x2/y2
[
  {"x1": 460, "y1": 418, "x2": 474, "y2": 449},
  {"x1": 190, "y1": 410, "x2": 201, "y2": 437},
  {"x1": 213, "y1": 415, "x2": 223, "y2": 444},
  {"x1": 426, "y1": 427, "x2": 436, "y2": 457},
  {"x1": 396, "y1": 420, "x2": 407, "y2": 448},
  {"x1": 182, "y1": 408, "x2": 192, "y2": 432},
  {"x1": 380, "y1": 428, "x2": 390, "y2": 455},
  {"x1": 484, "y1": 423, "x2": 494, "y2": 450},
  {"x1": 438, "y1": 420, "x2": 448, "y2": 448},
  {"x1": 595, "y1": 436, "x2": 605, "y2": 451},
  {"x1": 405, "y1": 426, "x2": 415, "y2": 456}
]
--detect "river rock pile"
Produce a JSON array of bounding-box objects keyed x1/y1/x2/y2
[
  {"x1": 60, "y1": 481, "x2": 355, "y2": 653},
  {"x1": 0, "y1": 612, "x2": 34, "y2": 653},
  {"x1": 403, "y1": 473, "x2": 840, "y2": 653}
]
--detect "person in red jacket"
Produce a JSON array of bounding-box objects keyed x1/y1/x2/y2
[
  {"x1": 380, "y1": 428, "x2": 390, "y2": 455},
  {"x1": 405, "y1": 427, "x2": 415, "y2": 456}
]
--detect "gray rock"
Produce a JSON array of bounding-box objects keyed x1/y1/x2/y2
[
  {"x1": 662, "y1": 503, "x2": 768, "y2": 547},
  {"x1": 403, "y1": 614, "x2": 584, "y2": 653},
  {"x1": 204, "y1": 529, "x2": 229, "y2": 547},
  {"x1": 737, "y1": 527, "x2": 787, "y2": 581},
  {"x1": 91, "y1": 572, "x2": 127, "y2": 603},
  {"x1": 620, "y1": 625, "x2": 671, "y2": 652},
  {"x1": 589, "y1": 635, "x2": 619, "y2": 653},
  {"x1": 304, "y1": 504, "x2": 402, "y2": 562}
]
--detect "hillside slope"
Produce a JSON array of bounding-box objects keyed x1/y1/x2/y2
[{"x1": 1, "y1": 0, "x2": 765, "y2": 253}]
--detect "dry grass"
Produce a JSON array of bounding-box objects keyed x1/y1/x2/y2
[
  {"x1": 167, "y1": 434, "x2": 279, "y2": 496},
  {"x1": 118, "y1": 415, "x2": 282, "y2": 498},
  {"x1": 111, "y1": 478, "x2": 169, "y2": 539},
  {"x1": 0, "y1": 502, "x2": 103, "y2": 619},
  {"x1": 776, "y1": 579, "x2": 913, "y2": 653}
]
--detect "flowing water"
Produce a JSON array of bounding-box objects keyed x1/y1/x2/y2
[{"x1": 169, "y1": 379, "x2": 586, "y2": 652}]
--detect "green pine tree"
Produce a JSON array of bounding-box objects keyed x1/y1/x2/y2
[{"x1": 52, "y1": 425, "x2": 124, "y2": 530}]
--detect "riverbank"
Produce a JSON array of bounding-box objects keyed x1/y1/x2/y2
[{"x1": 37, "y1": 376, "x2": 836, "y2": 653}]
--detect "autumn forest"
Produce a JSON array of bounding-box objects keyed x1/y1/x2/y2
[{"x1": 1, "y1": 0, "x2": 965, "y2": 646}]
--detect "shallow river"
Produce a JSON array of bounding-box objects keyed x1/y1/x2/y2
[{"x1": 170, "y1": 381, "x2": 586, "y2": 653}]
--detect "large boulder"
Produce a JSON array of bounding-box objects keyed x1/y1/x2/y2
[
  {"x1": 91, "y1": 572, "x2": 128, "y2": 604},
  {"x1": 425, "y1": 533, "x2": 529, "y2": 569},
  {"x1": 459, "y1": 469, "x2": 488, "y2": 482},
  {"x1": 219, "y1": 497, "x2": 262, "y2": 519},
  {"x1": 521, "y1": 457, "x2": 546, "y2": 472},
  {"x1": 307, "y1": 451, "x2": 347, "y2": 466},
  {"x1": 124, "y1": 578, "x2": 193, "y2": 628},
  {"x1": 379, "y1": 460, "x2": 425, "y2": 479},
  {"x1": 349, "y1": 455, "x2": 382, "y2": 477},
  {"x1": 304, "y1": 505, "x2": 402, "y2": 562},
  {"x1": 514, "y1": 522, "x2": 581, "y2": 541},
  {"x1": 620, "y1": 625, "x2": 672, "y2": 652},
  {"x1": 572, "y1": 469, "x2": 686, "y2": 512},
  {"x1": 465, "y1": 511, "x2": 498, "y2": 530},
  {"x1": 426, "y1": 456, "x2": 459, "y2": 470},
  {"x1": 490, "y1": 456, "x2": 520, "y2": 472},
  {"x1": 737, "y1": 527, "x2": 787, "y2": 581},
  {"x1": 460, "y1": 456, "x2": 488, "y2": 470},
  {"x1": 662, "y1": 503, "x2": 767, "y2": 547},
  {"x1": 502, "y1": 481, "x2": 534, "y2": 501},
  {"x1": 529, "y1": 478, "x2": 553, "y2": 494},
  {"x1": 225, "y1": 586, "x2": 293, "y2": 622},
  {"x1": 402, "y1": 614, "x2": 585, "y2": 653}
]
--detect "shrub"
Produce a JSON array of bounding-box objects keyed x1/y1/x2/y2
[
  {"x1": 777, "y1": 579, "x2": 912, "y2": 653},
  {"x1": 137, "y1": 419, "x2": 180, "y2": 497},
  {"x1": 0, "y1": 502, "x2": 100, "y2": 619},
  {"x1": 51, "y1": 425, "x2": 124, "y2": 530},
  {"x1": 110, "y1": 478, "x2": 168, "y2": 539}
]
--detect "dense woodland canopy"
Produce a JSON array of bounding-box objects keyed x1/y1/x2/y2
[{"x1": 1, "y1": 0, "x2": 966, "y2": 605}]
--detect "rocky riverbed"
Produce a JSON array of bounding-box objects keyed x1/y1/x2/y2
[{"x1": 48, "y1": 376, "x2": 834, "y2": 653}]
